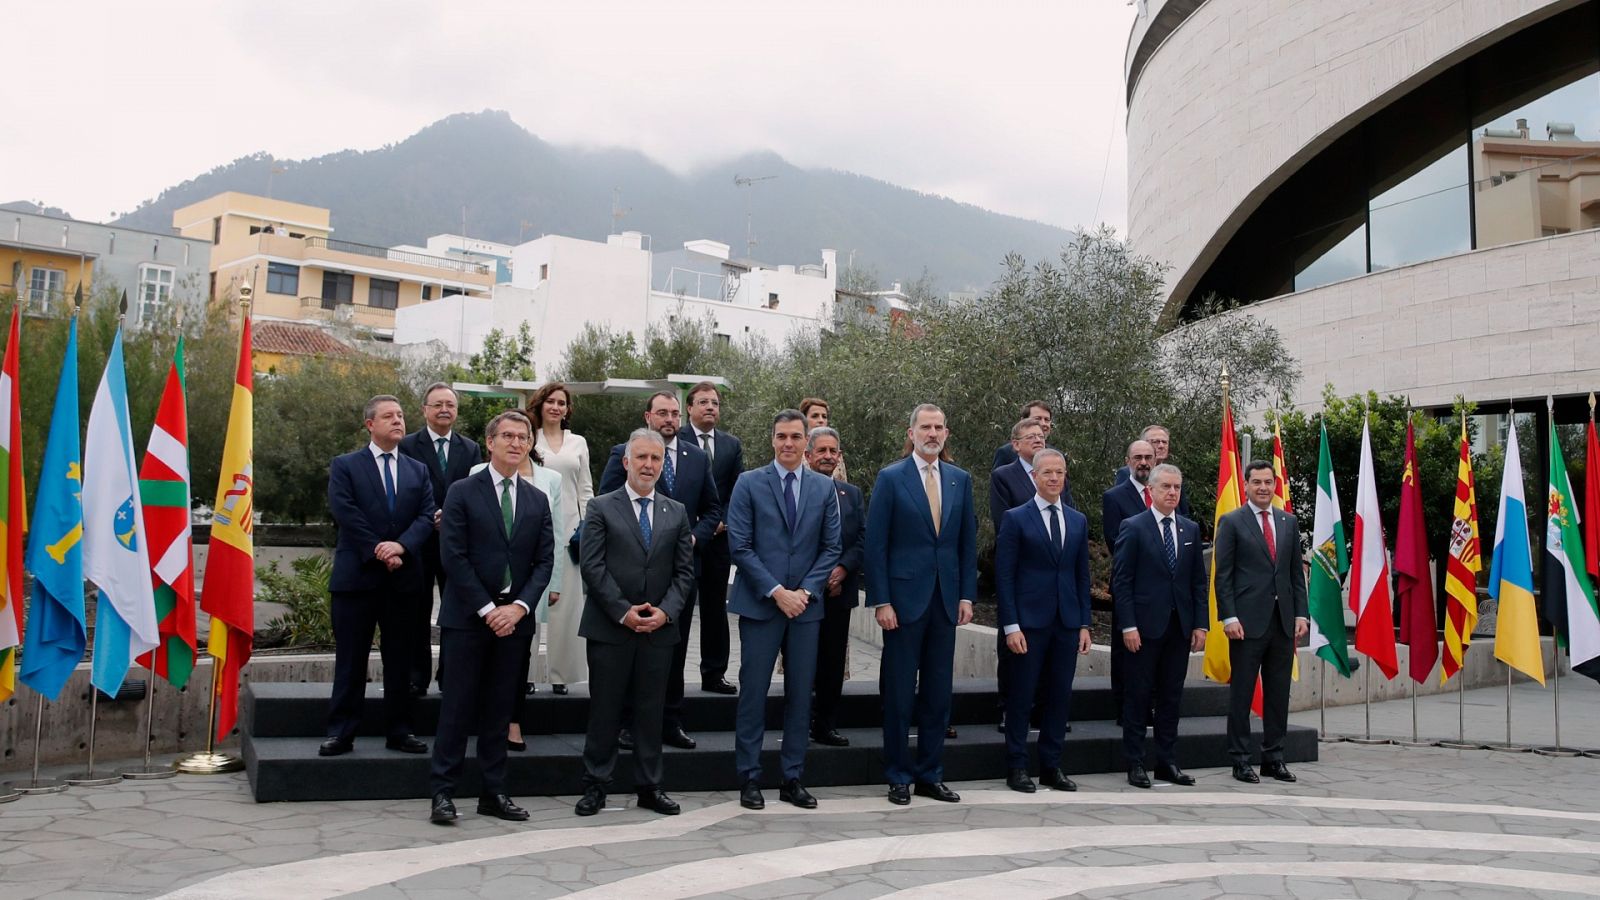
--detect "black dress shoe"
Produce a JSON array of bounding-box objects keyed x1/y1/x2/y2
[
  {"x1": 1261, "y1": 762, "x2": 1297, "y2": 782},
  {"x1": 887, "y1": 783, "x2": 911, "y2": 805},
  {"x1": 1127, "y1": 764, "x2": 1152, "y2": 789},
  {"x1": 636, "y1": 787, "x2": 680, "y2": 815},
  {"x1": 701, "y1": 677, "x2": 737, "y2": 695},
  {"x1": 740, "y1": 780, "x2": 765, "y2": 810},
  {"x1": 810, "y1": 729, "x2": 849, "y2": 747},
  {"x1": 429, "y1": 793, "x2": 458, "y2": 825},
  {"x1": 574, "y1": 785, "x2": 606, "y2": 817},
  {"x1": 507, "y1": 738, "x2": 527, "y2": 752},
  {"x1": 386, "y1": 735, "x2": 428, "y2": 754},
  {"x1": 1233, "y1": 764, "x2": 1261, "y2": 784},
  {"x1": 477, "y1": 793, "x2": 530, "y2": 821},
  {"x1": 525, "y1": 682, "x2": 537, "y2": 695},
  {"x1": 1154, "y1": 764, "x2": 1195, "y2": 786},
  {"x1": 409, "y1": 684, "x2": 428, "y2": 699},
  {"x1": 617, "y1": 729, "x2": 634, "y2": 751},
  {"x1": 779, "y1": 779, "x2": 817, "y2": 809},
  {"x1": 1040, "y1": 768, "x2": 1077, "y2": 792},
  {"x1": 552, "y1": 683, "x2": 568, "y2": 695},
  {"x1": 914, "y1": 781, "x2": 961, "y2": 803},
  {"x1": 1006, "y1": 768, "x2": 1037, "y2": 793},
  {"x1": 662, "y1": 726, "x2": 697, "y2": 750},
  {"x1": 318, "y1": 738, "x2": 352, "y2": 757},
  {"x1": 945, "y1": 725, "x2": 958, "y2": 739}
]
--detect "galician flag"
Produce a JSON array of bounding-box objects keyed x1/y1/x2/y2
[
  {"x1": 0, "y1": 308, "x2": 25, "y2": 702},
  {"x1": 1491, "y1": 415, "x2": 1543, "y2": 683},
  {"x1": 201, "y1": 318, "x2": 255, "y2": 740},
  {"x1": 85, "y1": 327, "x2": 159, "y2": 697},
  {"x1": 136, "y1": 337, "x2": 197, "y2": 688},
  {"x1": 1541, "y1": 408, "x2": 1600, "y2": 680},
  {"x1": 1441, "y1": 416, "x2": 1481, "y2": 683},
  {"x1": 1349, "y1": 418, "x2": 1399, "y2": 679},
  {"x1": 18, "y1": 316, "x2": 86, "y2": 701},
  {"x1": 1203, "y1": 398, "x2": 1245, "y2": 683},
  {"x1": 1308, "y1": 423, "x2": 1352, "y2": 675}
]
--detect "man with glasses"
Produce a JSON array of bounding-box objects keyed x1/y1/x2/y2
[
  {"x1": 399, "y1": 383, "x2": 481, "y2": 696},
  {"x1": 1116, "y1": 425, "x2": 1189, "y2": 517},
  {"x1": 992, "y1": 400, "x2": 1054, "y2": 470}
]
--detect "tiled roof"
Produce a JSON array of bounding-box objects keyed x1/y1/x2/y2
[{"x1": 252, "y1": 321, "x2": 355, "y2": 357}]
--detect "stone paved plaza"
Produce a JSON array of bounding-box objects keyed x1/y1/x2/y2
[{"x1": 4, "y1": 678, "x2": 1600, "y2": 898}]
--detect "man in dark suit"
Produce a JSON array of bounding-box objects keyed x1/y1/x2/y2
[
  {"x1": 991, "y1": 418, "x2": 1080, "y2": 519},
  {"x1": 1114, "y1": 424, "x2": 1191, "y2": 518},
  {"x1": 1215, "y1": 459, "x2": 1308, "y2": 785},
  {"x1": 991, "y1": 400, "x2": 1053, "y2": 470},
  {"x1": 685, "y1": 380, "x2": 742, "y2": 695},
  {"x1": 992, "y1": 449, "x2": 1091, "y2": 793},
  {"x1": 321, "y1": 395, "x2": 435, "y2": 758},
  {"x1": 1102, "y1": 438, "x2": 1156, "y2": 723},
  {"x1": 574, "y1": 429, "x2": 697, "y2": 817},
  {"x1": 428, "y1": 410, "x2": 554, "y2": 825},
  {"x1": 599, "y1": 391, "x2": 722, "y2": 749},
  {"x1": 1112, "y1": 463, "x2": 1208, "y2": 789},
  {"x1": 397, "y1": 382, "x2": 480, "y2": 696},
  {"x1": 726, "y1": 410, "x2": 841, "y2": 810},
  {"x1": 805, "y1": 427, "x2": 866, "y2": 747},
  {"x1": 866, "y1": 404, "x2": 977, "y2": 806}
]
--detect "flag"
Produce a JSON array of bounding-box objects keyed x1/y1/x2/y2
[
  {"x1": 85, "y1": 328, "x2": 159, "y2": 697},
  {"x1": 1491, "y1": 416, "x2": 1543, "y2": 683},
  {"x1": 1203, "y1": 399, "x2": 1244, "y2": 683},
  {"x1": 201, "y1": 319, "x2": 254, "y2": 741},
  {"x1": 1395, "y1": 418, "x2": 1438, "y2": 682},
  {"x1": 0, "y1": 309, "x2": 24, "y2": 702},
  {"x1": 1308, "y1": 423, "x2": 1353, "y2": 675},
  {"x1": 1349, "y1": 418, "x2": 1399, "y2": 679},
  {"x1": 1441, "y1": 416, "x2": 1482, "y2": 683},
  {"x1": 1271, "y1": 416, "x2": 1293, "y2": 512},
  {"x1": 1586, "y1": 413, "x2": 1599, "y2": 585},
  {"x1": 1542, "y1": 412, "x2": 1600, "y2": 680},
  {"x1": 136, "y1": 337, "x2": 196, "y2": 688},
  {"x1": 17, "y1": 318, "x2": 85, "y2": 701}
]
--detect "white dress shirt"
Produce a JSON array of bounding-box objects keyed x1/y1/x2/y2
[
  {"x1": 767, "y1": 459, "x2": 806, "y2": 598},
  {"x1": 622, "y1": 481, "x2": 661, "y2": 623},
  {"x1": 368, "y1": 442, "x2": 402, "y2": 491},
  {"x1": 426, "y1": 427, "x2": 453, "y2": 465}
]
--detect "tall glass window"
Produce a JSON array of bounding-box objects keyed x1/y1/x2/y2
[
  {"x1": 1369, "y1": 144, "x2": 1471, "y2": 271},
  {"x1": 1474, "y1": 72, "x2": 1600, "y2": 250}
]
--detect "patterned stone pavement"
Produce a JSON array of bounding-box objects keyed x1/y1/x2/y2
[{"x1": 3, "y1": 681, "x2": 1600, "y2": 898}]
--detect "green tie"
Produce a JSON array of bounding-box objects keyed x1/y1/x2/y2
[
  {"x1": 435, "y1": 437, "x2": 448, "y2": 471},
  {"x1": 500, "y1": 477, "x2": 514, "y2": 590}
]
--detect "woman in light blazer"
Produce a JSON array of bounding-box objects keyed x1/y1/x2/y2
[{"x1": 530, "y1": 382, "x2": 594, "y2": 692}]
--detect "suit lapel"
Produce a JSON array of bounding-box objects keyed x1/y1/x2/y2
[
  {"x1": 1023, "y1": 503, "x2": 1059, "y2": 562},
  {"x1": 764, "y1": 466, "x2": 792, "y2": 533},
  {"x1": 900, "y1": 460, "x2": 938, "y2": 535},
  {"x1": 479, "y1": 470, "x2": 512, "y2": 546},
  {"x1": 939, "y1": 469, "x2": 958, "y2": 535},
  {"x1": 360, "y1": 451, "x2": 390, "y2": 524}
]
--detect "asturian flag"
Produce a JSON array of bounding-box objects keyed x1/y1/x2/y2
[{"x1": 84, "y1": 328, "x2": 159, "y2": 696}]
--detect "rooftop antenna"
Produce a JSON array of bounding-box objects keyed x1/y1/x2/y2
[
  {"x1": 733, "y1": 173, "x2": 778, "y2": 259},
  {"x1": 610, "y1": 187, "x2": 630, "y2": 235}
]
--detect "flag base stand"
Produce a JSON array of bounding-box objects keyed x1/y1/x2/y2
[
  {"x1": 1437, "y1": 740, "x2": 1486, "y2": 750},
  {"x1": 1345, "y1": 666, "x2": 1391, "y2": 744},
  {"x1": 1532, "y1": 745, "x2": 1582, "y2": 757},
  {"x1": 61, "y1": 772, "x2": 121, "y2": 787},
  {"x1": 1345, "y1": 736, "x2": 1394, "y2": 745},
  {"x1": 174, "y1": 751, "x2": 243, "y2": 775},
  {"x1": 0, "y1": 784, "x2": 20, "y2": 802},
  {"x1": 1393, "y1": 739, "x2": 1438, "y2": 748},
  {"x1": 63, "y1": 689, "x2": 120, "y2": 786},
  {"x1": 121, "y1": 667, "x2": 176, "y2": 780},
  {"x1": 1488, "y1": 743, "x2": 1531, "y2": 753},
  {"x1": 2, "y1": 777, "x2": 67, "y2": 794},
  {"x1": 1581, "y1": 749, "x2": 1600, "y2": 759},
  {"x1": 120, "y1": 765, "x2": 177, "y2": 781}
]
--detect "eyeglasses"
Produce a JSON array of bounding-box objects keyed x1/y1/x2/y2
[
  {"x1": 495, "y1": 432, "x2": 532, "y2": 444},
  {"x1": 425, "y1": 401, "x2": 458, "y2": 410}
]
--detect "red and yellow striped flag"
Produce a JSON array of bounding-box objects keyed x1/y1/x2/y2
[
  {"x1": 1271, "y1": 415, "x2": 1292, "y2": 513},
  {"x1": 200, "y1": 320, "x2": 254, "y2": 740},
  {"x1": 0, "y1": 308, "x2": 25, "y2": 702},
  {"x1": 1441, "y1": 416, "x2": 1480, "y2": 682}
]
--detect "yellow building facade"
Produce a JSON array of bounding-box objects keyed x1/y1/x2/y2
[{"x1": 0, "y1": 242, "x2": 93, "y2": 314}]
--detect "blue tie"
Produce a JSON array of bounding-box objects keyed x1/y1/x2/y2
[
  {"x1": 1162, "y1": 516, "x2": 1176, "y2": 572},
  {"x1": 662, "y1": 449, "x2": 676, "y2": 495},
  {"x1": 783, "y1": 470, "x2": 798, "y2": 531},
  {"x1": 381, "y1": 453, "x2": 397, "y2": 513},
  {"x1": 637, "y1": 497, "x2": 653, "y2": 551},
  {"x1": 1048, "y1": 504, "x2": 1061, "y2": 549}
]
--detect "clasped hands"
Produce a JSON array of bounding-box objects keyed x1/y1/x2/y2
[
  {"x1": 773, "y1": 587, "x2": 810, "y2": 619},
  {"x1": 484, "y1": 603, "x2": 526, "y2": 637},
  {"x1": 623, "y1": 603, "x2": 667, "y2": 634},
  {"x1": 374, "y1": 541, "x2": 405, "y2": 572}
]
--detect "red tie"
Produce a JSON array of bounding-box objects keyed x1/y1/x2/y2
[
  {"x1": 1260, "y1": 509, "x2": 1277, "y2": 562},
  {"x1": 1142, "y1": 486, "x2": 1152, "y2": 509}
]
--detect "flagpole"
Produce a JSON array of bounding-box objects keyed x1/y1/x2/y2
[
  {"x1": 121, "y1": 663, "x2": 177, "y2": 779},
  {"x1": 0, "y1": 692, "x2": 66, "y2": 794},
  {"x1": 175, "y1": 646, "x2": 243, "y2": 775},
  {"x1": 1490, "y1": 664, "x2": 1529, "y2": 752},
  {"x1": 1535, "y1": 644, "x2": 1580, "y2": 756},
  {"x1": 62, "y1": 678, "x2": 121, "y2": 786},
  {"x1": 1347, "y1": 397, "x2": 1390, "y2": 746}
]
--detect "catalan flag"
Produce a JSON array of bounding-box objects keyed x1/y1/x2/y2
[
  {"x1": 1441, "y1": 416, "x2": 1480, "y2": 683},
  {"x1": 200, "y1": 319, "x2": 254, "y2": 740}
]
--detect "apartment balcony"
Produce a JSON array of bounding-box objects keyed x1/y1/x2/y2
[{"x1": 252, "y1": 233, "x2": 494, "y2": 293}]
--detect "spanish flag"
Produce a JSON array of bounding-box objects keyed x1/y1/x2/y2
[
  {"x1": 1203, "y1": 401, "x2": 1245, "y2": 683},
  {"x1": 200, "y1": 319, "x2": 254, "y2": 740}
]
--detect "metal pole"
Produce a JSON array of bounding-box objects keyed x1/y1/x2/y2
[
  {"x1": 1348, "y1": 658, "x2": 1391, "y2": 744},
  {"x1": 0, "y1": 693, "x2": 66, "y2": 795},
  {"x1": 1319, "y1": 659, "x2": 1326, "y2": 737},
  {"x1": 63, "y1": 687, "x2": 120, "y2": 786},
  {"x1": 175, "y1": 655, "x2": 243, "y2": 774},
  {"x1": 1395, "y1": 677, "x2": 1434, "y2": 747},
  {"x1": 1491, "y1": 665, "x2": 1528, "y2": 752},
  {"x1": 122, "y1": 667, "x2": 177, "y2": 780},
  {"x1": 1535, "y1": 644, "x2": 1580, "y2": 756},
  {"x1": 1438, "y1": 671, "x2": 1482, "y2": 749}
]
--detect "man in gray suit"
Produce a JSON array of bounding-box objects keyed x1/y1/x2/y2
[
  {"x1": 574, "y1": 429, "x2": 696, "y2": 817},
  {"x1": 1214, "y1": 459, "x2": 1308, "y2": 785},
  {"x1": 726, "y1": 409, "x2": 841, "y2": 810}
]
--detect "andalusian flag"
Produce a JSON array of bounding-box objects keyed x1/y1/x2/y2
[
  {"x1": 1491, "y1": 416, "x2": 1543, "y2": 683},
  {"x1": 1441, "y1": 416, "x2": 1481, "y2": 683},
  {"x1": 1203, "y1": 400, "x2": 1245, "y2": 683},
  {"x1": 1350, "y1": 419, "x2": 1399, "y2": 679},
  {"x1": 1308, "y1": 423, "x2": 1352, "y2": 675},
  {"x1": 1542, "y1": 412, "x2": 1600, "y2": 679},
  {"x1": 136, "y1": 337, "x2": 197, "y2": 688},
  {"x1": 201, "y1": 319, "x2": 254, "y2": 740},
  {"x1": 0, "y1": 309, "x2": 25, "y2": 702}
]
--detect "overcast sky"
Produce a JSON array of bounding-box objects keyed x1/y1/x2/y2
[{"x1": 2, "y1": 1, "x2": 1136, "y2": 233}]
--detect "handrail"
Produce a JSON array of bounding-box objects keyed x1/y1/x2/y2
[{"x1": 303, "y1": 237, "x2": 492, "y2": 276}]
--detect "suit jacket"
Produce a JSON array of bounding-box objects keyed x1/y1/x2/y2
[
  {"x1": 832, "y1": 480, "x2": 867, "y2": 606},
  {"x1": 1214, "y1": 503, "x2": 1308, "y2": 639},
  {"x1": 436, "y1": 467, "x2": 555, "y2": 634},
  {"x1": 991, "y1": 460, "x2": 1077, "y2": 525},
  {"x1": 726, "y1": 465, "x2": 842, "y2": 622},
  {"x1": 864, "y1": 456, "x2": 978, "y2": 624},
  {"x1": 599, "y1": 438, "x2": 722, "y2": 547},
  {"x1": 1111, "y1": 510, "x2": 1207, "y2": 639},
  {"x1": 691, "y1": 428, "x2": 743, "y2": 515},
  {"x1": 578, "y1": 488, "x2": 696, "y2": 647},
  {"x1": 1114, "y1": 464, "x2": 1192, "y2": 518},
  {"x1": 398, "y1": 428, "x2": 480, "y2": 576},
  {"x1": 994, "y1": 500, "x2": 1092, "y2": 631},
  {"x1": 1101, "y1": 478, "x2": 1149, "y2": 551},
  {"x1": 328, "y1": 447, "x2": 436, "y2": 593}
]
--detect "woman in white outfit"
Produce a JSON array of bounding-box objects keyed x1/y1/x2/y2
[{"x1": 530, "y1": 382, "x2": 593, "y2": 693}]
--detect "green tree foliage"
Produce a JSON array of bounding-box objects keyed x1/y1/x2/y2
[{"x1": 451, "y1": 321, "x2": 538, "y2": 443}]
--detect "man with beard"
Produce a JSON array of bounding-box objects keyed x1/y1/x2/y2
[{"x1": 1102, "y1": 439, "x2": 1156, "y2": 724}]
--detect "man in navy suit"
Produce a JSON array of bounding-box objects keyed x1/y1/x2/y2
[
  {"x1": 1112, "y1": 463, "x2": 1208, "y2": 789},
  {"x1": 993, "y1": 449, "x2": 1091, "y2": 793},
  {"x1": 806, "y1": 427, "x2": 866, "y2": 747},
  {"x1": 428, "y1": 410, "x2": 554, "y2": 825},
  {"x1": 991, "y1": 418, "x2": 1079, "y2": 522},
  {"x1": 1114, "y1": 425, "x2": 1190, "y2": 518},
  {"x1": 991, "y1": 400, "x2": 1053, "y2": 470},
  {"x1": 599, "y1": 390, "x2": 722, "y2": 749},
  {"x1": 397, "y1": 382, "x2": 481, "y2": 696},
  {"x1": 321, "y1": 395, "x2": 436, "y2": 757},
  {"x1": 726, "y1": 410, "x2": 841, "y2": 810},
  {"x1": 685, "y1": 381, "x2": 742, "y2": 695},
  {"x1": 866, "y1": 404, "x2": 977, "y2": 806},
  {"x1": 1102, "y1": 438, "x2": 1156, "y2": 724}
]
